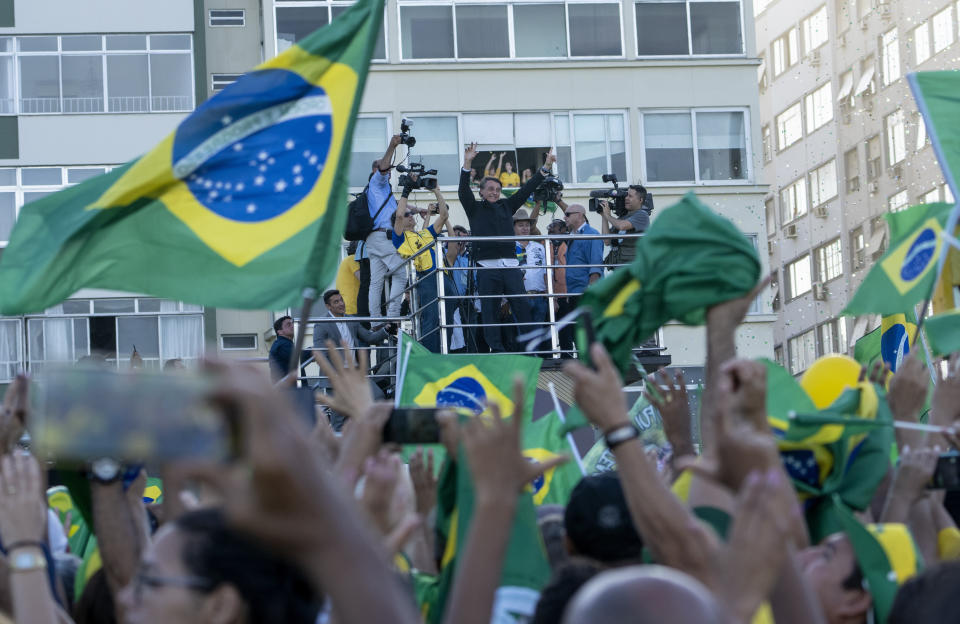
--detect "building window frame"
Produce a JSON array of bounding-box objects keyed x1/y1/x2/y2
[
  {"x1": 786, "y1": 253, "x2": 812, "y2": 300},
  {"x1": 0, "y1": 318, "x2": 23, "y2": 383},
  {"x1": 788, "y1": 327, "x2": 817, "y2": 375},
  {"x1": 814, "y1": 237, "x2": 843, "y2": 283},
  {"x1": 274, "y1": 1, "x2": 388, "y2": 61},
  {"x1": 633, "y1": 0, "x2": 747, "y2": 58},
  {"x1": 209, "y1": 9, "x2": 246, "y2": 27},
  {"x1": 220, "y1": 334, "x2": 259, "y2": 350},
  {"x1": 775, "y1": 100, "x2": 803, "y2": 151}
]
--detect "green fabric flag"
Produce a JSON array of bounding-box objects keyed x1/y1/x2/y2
[
  {"x1": 577, "y1": 192, "x2": 761, "y2": 373},
  {"x1": 522, "y1": 411, "x2": 584, "y2": 506},
  {"x1": 909, "y1": 71, "x2": 960, "y2": 213},
  {"x1": 559, "y1": 404, "x2": 590, "y2": 436},
  {"x1": 0, "y1": 0, "x2": 385, "y2": 314},
  {"x1": 923, "y1": 310, "x2": 960, "y2": 357},
  {"x1": 759, "y1": 358, "x2": 816, "y2": 421},
  {"x1": 854, "y1": 327, "x2": 883, "y2": 369},
  {"x1": 843, "y1": 203, "x2": 953, "y2": 316},
  {"x1": 582, "y1": 393, "x2": 673, "y2": 475}
]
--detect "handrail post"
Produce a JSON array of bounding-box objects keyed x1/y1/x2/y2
[
  {"x1": 437, "y1": 238, "x2": 448, "y2": 354},
  {"x1": 544, "y1": 234, "x2": 559, "y2": 358}
]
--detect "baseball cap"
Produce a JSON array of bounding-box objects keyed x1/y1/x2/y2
[{"x1": 563, "y1": 473, "x2": 643, "y2": 564}]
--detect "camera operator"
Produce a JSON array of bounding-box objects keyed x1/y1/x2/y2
[
  {"x1": 599, "y1": 185, "x2": 649, "y2": 266},
  {"x1": 366, "y1": 134, "x2": 406, "y2": 327},
  {"x1": 459, "y1": 143, "x2": 556, "y2": 352}
]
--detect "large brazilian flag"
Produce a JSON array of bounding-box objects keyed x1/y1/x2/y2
[{"x1": 0, "y1": 0, "x2": 384, "y2": 314}]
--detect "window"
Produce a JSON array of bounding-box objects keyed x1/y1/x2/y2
[
  {"x1": 776, "y1": 102, "x2": 803, "y2": 150},
  {"x1": 888, "y1": 190, "x2": 908, "y2": 211},
  {"x1": 0, "y1": 319, "x2": 20, "y2": 382},
  {"x1": 850, "y1": 225, "x2": 866, "y2": 270},
  {"x1": 789, "y1": 328, "x2": 817, "y2": 374},
  {"x1": 944, "y1": 183, "x2": 955, "y2": 203},
  {"x1": 914, "y1": 22, "x2": 931, "y2": 65},
  {"x1": 881, "y1": 28, "x2": 900, "y2": 86},
  {"x1": 211, "y1": 74, "x2": 242, "y2": 94},
  {"x1": 765, "y1": 197, "x2": 776, "y2": 236},
  {"x1": 209, "y1": 9, "x2": 245, "y2": 26},
  {"x1": 866, "y1": 135, "x2": 882, "y2": 180},
  {"x1": 804, "y1": 83, "x2": 833, "y2": 133},
  {"x1": 802, "y1": 5, "x2": 828, "y2": 54},
  {"x1": 277, "y1": 1, "x2": 386, "y2": 60},
  {"x1": 399, "y1": 1, "x2": 622, "y2": 61},
  {"x1": 780, "y1": 177, "x2": 807, "y2": 223},
  {"x1": 885, "y1": 109, "x2": 906, "y2": 166},
  {"x1": 762, "y1": 124, "x2": 772, "y2": 163},
  {"x1": 809, "y1": 159, "x2": 837, "y2": 207},
  {"x1": 854, "y1": 54, "x2": 877, "y2": 97},
  {"x1": 221, "y1": 334, "x2": 257, "y2": 350},
  {"x1": 348, "y1": 116, "x2": 389, "y2": 188},
  {"x1": 844, "y1": 148, "x2": 860, "y2": 193},
  {"x1": 774, "y1": 344, "x2": 785, "y2": 368},
  {"x1": 641, "y1": 109, "x2": 747, "y2": 183},
  {"x1": 933, "y1": 7, "x2": 954, "y2": 52},
  {"x1": 921, "y1": 188, "x2": 940, "y2": 204},
  {"x1": 772, "y1": 28, "x2": 799, "y2": 76},
  {"x1": 815, "y1": 238, "x2": 842, "y2": 282},
  {"x1": 635, "y1": 0, "x2": 744, "y2": 56},
  {"x1": 818, "y1": 318, "x2": 847, "y2": 355},
  {"x1": 7, "y1": 34, "x2": 194, "y2": 115}
]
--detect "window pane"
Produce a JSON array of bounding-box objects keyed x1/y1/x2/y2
[
  {"x1": 636, "y1": 1, "x2": 689, "y2": 55},
  {"x1": 401, "y1": 6, "x2": 454, "y2": 59},
  {"x1": 61, "y1": 300, "x2": 90, "y2": 314},
  {"x1": 0, "y1": 169, "x2": 13, "y2": 185},
  {"x1": 331, "y1": 5, "x2": 386, "y2": 59},
  {"x1": 405, "y1": 116, "x2": 460, "y2": 185},
  {"x1": 62, "y1": 35, "x2": 103, "y2": 51},
  {"x1": 574, "y1": 114, "x2": 606, "y2": 182},
  {"x1": 276, "y1": 6, "x2": 329, "y2": 53},
  {"x1": 23, "y1": 191, "x2": 53, "y2": 204},
  {"x1": 690, "y1": 1, "x2": 742, "y2": 54},
  {"x1": 456, "y1": 5, "x2": 509, "y2": 58},
  {"x1": 0, "y1": 192, "x2": 14, "y2": 241},
  {"x1": 19, "y1": 56, "x2": 61, "y2": 114},
  {"x1": 607, "y1": 114, "x2": 627, "y2": 181},
  {"x1": 117, "y1": 316, "x2": 160, "y2": 360},
  {"x1": 569, "y1": 3, "x2": 622, "y2": 57},
  {"x1": 160, "y1": 315, "x2": 204, "y2": 363},
  {"x1": 22, "y1": 168, "x2": 62, "y2": 186},
  {"x1": 776, "y1": 102, "x2": 802, "y2": 149},
  {"x1": 18, "y1": 36, "x2": 58, "y2": 52},
  {"x1": 94, "y1": 299, "x2": 136, "y2": 314},
  {"x1": 0, "y1": 57, "x2": 13, "y2": 115},
  {"x1": 67, "y1": 168, "x2": 106, "y2": 184},
  {"x1": 107, "y1": 55, "x2": 149, "y2": 112},
  {"x1": 106, "y1": 35, "x2": 147, "y2": 50},
  {"x1": 515, "y1": 113, "x2": 552, "y2": 146},
  {"x1": 349, "y1": 117, "x2": 387, "y2": 188},
  {"x1": 0, "y1": 37, "x2": 12, "y2": 53},
  {"x1": 644, "y1": 113, "x2": 694, "y2": 181},
  {"x1": 150, "y1": 53, "x2": 193, "y2": 111},
  {"x1": 150, "y1": 34, "x2": 192, "y2": 50},
  {"x1": 696, "y1": 111, "x2": 745, "y2": 180},
  {"x1": 0, "y1": 320, "x2": 20, "y2": 382},
  {"x1": 61, "y1": 55, "x2": 104, "y2": 113},
  {"x1": 515, "y1": 4, "x2": 568, "y2": 57}
]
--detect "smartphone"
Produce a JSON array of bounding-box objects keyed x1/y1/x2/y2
[
  {"x1": 33, "y1": 368, "x2": 236, "y2": 464},
  {"x1": 382, "y1": 407, "x2": 442, "y2": 444},
  {"x1": 929, "y1": 452, "x2": 960, "y2": 490}
]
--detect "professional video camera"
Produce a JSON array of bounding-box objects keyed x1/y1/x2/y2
[
  {"x1": 398, "y1": 162, "x2": 438, "y2": 191},
  {"x1": 588, "y1": 174, "x2": 653, "y2": 217},
  {"x1": 399, "y1": 118, "x2": 416, "y2": 147},
  {"x1": 533, "y1": 173, "x2": 563, "y2": 204}
]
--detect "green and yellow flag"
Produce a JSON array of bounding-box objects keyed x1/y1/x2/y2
[
  {"x1": 844, "y1": 203, "x2": 953, "y2": 317},
  {"x1": 577, "y1": 192, "x2": 761, "y2": 373},
  {"x1": 924, "y1": 309, "x2": 960, "y2": 357},
  {"x1": 0, "y1": 0, "x2": 384, "y2": 313},
  {"x1": 522, "y1": 411, "x2": 583, "y2": 506}
]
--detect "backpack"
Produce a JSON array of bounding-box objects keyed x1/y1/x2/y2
[{"x1": 344, "y1": 184, "x2": 392, "y2": 242}]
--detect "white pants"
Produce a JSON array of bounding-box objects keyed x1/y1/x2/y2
[{"x1": 365, "y1": 230, "x2": 406, "y2": 319}]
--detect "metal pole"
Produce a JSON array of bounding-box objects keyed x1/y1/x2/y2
[
  {"x1": 287, "y1": 287, "x2": 316, "y2": 385},
  {"x1": 544, "y1": 235, "x2": 560, "y2": 358},
  {"x1": 438, "y1": 240, "x2": 448, "y2": 354}
]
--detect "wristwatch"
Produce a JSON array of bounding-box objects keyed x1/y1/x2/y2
[
  {"x1": 9, "y1": 548, "x2": 46, "y2": 573},
  {"x1": 89, "y1": 457, "x2": 122, "y2": 484},
  {"x1": 540, "y1": 166, "x2": 551, "y2": 175},
  {"x1": 604, "y1": 423, "x2": 640, "y2": 450}
]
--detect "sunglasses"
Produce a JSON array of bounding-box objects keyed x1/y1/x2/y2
[
  {"x1": 404, "y1": 211, "x2": 415, "y2": 217},
  {"x1": 564, "y1": 212, "x2": 580, "y2": 217}
]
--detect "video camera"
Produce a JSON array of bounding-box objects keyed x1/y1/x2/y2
[
  {"x1": 398, "y1": 162, "x2": 438, "y2": 191},
  {"x1": 399, "y1": 118, "x2": 416, "y2": 148},
  {"x1": 588, "y1": 174, "x2": 653, "y2": 217},
  {"x1": 533, "y1": 173, "x2": 563, "y2": 204}
]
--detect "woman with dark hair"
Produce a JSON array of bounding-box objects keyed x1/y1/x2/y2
[{"x1": 117, "y1": 508, "x2": 321, "y2": 624}]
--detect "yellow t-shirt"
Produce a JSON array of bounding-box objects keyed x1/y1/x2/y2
[
  {"x1": 393, "y1": 225, "x2": 437, "y2": 273},
  {"x1": 499, "y1": 171, "x2": 520, "y2": 187},
  {"x1": 334, "y1": 256, "x2": 361, "y2": 315},
  {"x1": 939, "y1": 526, "x2": 960, "y2": 560}
]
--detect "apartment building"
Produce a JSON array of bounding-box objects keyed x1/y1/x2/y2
[{"x1": 756, "y1": 0, "x2": 958, "y2": 376}]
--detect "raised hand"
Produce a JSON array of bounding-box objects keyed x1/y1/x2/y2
[
  {"x1": 361, "y1": 450, "x2": 403, "y2": 535},
  {"x1": 644, "y1": 369, "x2": 694, "y2": 459},
  {"x1": 464, "y1": 142, "x2": 479, "y2": 166},
  {"x1": 335, "y1": 403, "x2": 393, "y2": 487},
  {"x1": 933, "y1": 353, "x2": 960, "y2": 448},
  {"x1": 315, "y1": 339, "x2": 373, "y2": 420},
  {"x1": 0, "y1": 453, "x2": 45, "y2": 547},
  {"x1": 409, "y1": 448, "x2": 438, "y2": 516},
  {"x1": 888, "y1": 353, "x2": 929, "y2": 450},
  {"x1": 544, "y1": 148, "x2": 557, "y2": 168}
]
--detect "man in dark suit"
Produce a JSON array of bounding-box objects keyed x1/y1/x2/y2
[{"x1": 268, "y1": 315, "x2": 303, "y2": 382}]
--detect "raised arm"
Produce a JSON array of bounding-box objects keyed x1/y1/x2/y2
[
  {"x1": 394, "y1": 195, "x2": 407, "y2": 237},
  {"x1": 460, "y1": 143, "x2": 479, "y2": 217},
  {"x1": 432, "y1": 187, "x2": 449, "y2": 233},
  {"x1": 506, "y1": 150, "x2": 555, "y2": 211}
]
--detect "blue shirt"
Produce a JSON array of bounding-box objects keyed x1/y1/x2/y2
[
  {"x1": 566, "y1": 223, "x2": 603, "y2": 294},
  {"x1": 450, "y1": 253, "x2": 470, "y2": 295},
  {"x1": 367, "y1": 170, "x2": 397, "y2": 230}
]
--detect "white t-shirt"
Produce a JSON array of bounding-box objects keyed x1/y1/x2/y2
[{"x1": 519, "y1": 242, "x2": 547, "y2": 293}]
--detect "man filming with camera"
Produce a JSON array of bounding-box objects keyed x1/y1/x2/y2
[
  {"x1": 599, "y1": 184, "x2": 649, "y2": 266},
  {"x1": 459, "y1": 143, "x2": 556, "y2": 352}
]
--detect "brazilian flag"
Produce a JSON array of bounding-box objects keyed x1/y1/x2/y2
[
  {"x1": 844, "y1": 203, "x2": 953, "y2": 317},
  {"x1": 0, "y1": 0, "x2": 385, "y2": 313},
  {"x1": 577, "y1": 192, "x2": 761, "y2": 373},
  {"x1": 923, "y1": 309, "x2": 960, "y2": 357},
  {"x1": 522, "y1": 411, "x2": 583, "y2": 506}
]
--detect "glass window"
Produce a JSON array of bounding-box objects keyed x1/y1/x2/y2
[
  {"x1": 19, "y1": 56, "x2": 61, "y2": 114},
  {"x1": 94, "y1": 299, "x2": 136, "y2": 314},
  {"x1": 107, "y1": 55, "x2": 150, "y2": 113},
  {"x1": 61, "y1": 35, "x2": 103, "y2": 51},
  {"x1": 0, "y1": 192, "x2": 14, "y2": 242},
  {"x1": 789, "y1": 329, "x2": 816, "y2": 374},
  {"x1": 0, "y1": 320, "x2": 20, "y2": 382},
  {"x1": 573, "y1": 113, "x2": 626, "y2": 183},
  {"x1": 348, "y1": 117, "x2": 388, "y2": 188},
  {"x1": 944, "y1": 183, "x2": 954, "y2": 203},
  {"x1": 515, "y1": 4, "x2": 568, "y2": 57},
  {"x1": 276, "y1": 6, "x2": 329, "y2": 54},
  {"x1": 889, "y1": 189, "x2": 909, "y2": 211},
  {"x1": 23, "y1": 191, "x2": 53, "y2": 204},
  {"x1": 456, "y1": 5, "x2": 509, "y2": 58},
  {"x1": 772, "y1": 27, "x2": 798, "y2": 76},
  {"x1": 150, "y1": 53, "x2": 193, "y2": 111},
  {"x1": 61, "y1": 55, "x2": 104, "y2": 113},
  {"x1": 810, "y1": 159, "x2": 837, "y2": 206},
  {"x1": 0, "y1": 169, "x2": 13, "y2": 186},
  {"x1": 886, "y1": 109, "x2": 906, "y2": 165},
  {"x1": 850, "y1": 225, "x2": 865, "y2": 270},
  {"x1": 117, "y1": 316, "x2": 160, "y2": 366},
  {"x1": 914, "y1": 23, "x2": 931, "y2": 65},
  {"x1": 568, "y1": 3, "x2": 622, "y2": 57},
  {"x1": 689, "y1": 1, "x2": 742, "y2": 54},
  {"x1": 788, "y1": 255, "x2": 812, "y2": 298},
  {"x1": 27, "y1": 318, "x2": 89, "y2": 372},
  {"x1": 22, "y1": 168, "x2": 63, "y2": 186},
  {"x1": 844, "y1": 148, "x2": 860, "y2": 192},
  {"x1": 916, "y1": 113, "x2": 928, "y2": 150},
  {"x1": 781, "y1": 177, "x2": 807, "y2": 222},
  {"x1": 221, "y1": 334, "x2": 257, "y2": 350},
  {"x1": 67, "y1": 168, "x2": 106, "y2": 184},
  {"x1": 106, "y1": 35, "x2": 147, "y2": 50},
  {"x1": 159, "y1": 315, "x2": 204, "y2": 365},
  {"x1": 762, "y1": 124, "x2": 772, "y2": 163},
  {"x1": 696, "y1": 111, "x2": 745, "y2": 180},
  {"x1": 60, "y1": 300, "x2": 91, "y2": 314},
  {"x1": 330, "y1": 6, "x2": 387, "y2": 59},
  {"x1": 765, "y1": 197, "x2": 776, "y2": 236},
  {"x1": 804, "y1": 82, "x2": 833, "y2": 133},
  {"x1": 802, "y1": 5, "x2": 828, "y2": 53},
  {"x1": 815, "y1": 238, "x2": 842, "y2": 281},
  {"x1": 643, "y1": 113, "x2": 694, "y2": 182},
  {"x1": 404, "y1": 116, "x2": 460, "y2": 185},
  {"x1": 0, "y1": 57, "x2": 13, "y2": 115},
  {"x1": 18, "y1": 36, "x2": 58, "y2": 52},
  {"x1": 210, "y1": 9, "x2": 246, "y2": 27},
  {"x1": 933, "y1": 7, "x2": 954, "y2": 52},
  {"x1": 636, "y1": 0, "x2": 689, "y2": 55},
  {"x1": 401, "y1": 6, "x2": 454, "y2": 59},
  {"x1": 150, "y1": 34, "x2": 192, "y2": 51},
  {"x1": 776, "y1": 102, "x2": 802, "y2": 150},
  {"x1": 866, "y1": 135, "x2": 882, "y2": 180},
  {"x1": 881, "y1": 28, "x2": 900, "y2": 86}
]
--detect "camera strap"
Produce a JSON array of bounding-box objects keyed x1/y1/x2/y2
[{"x1": 365, "y1": 183, "x2": 392, "y2": 223}]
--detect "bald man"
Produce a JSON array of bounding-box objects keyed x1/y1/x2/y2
[
  {"x1": 562, "y1": 565, "x2": 729, "y2": 624},
  {"x1": 558, "y1": 202, "x2": 603, "y2": 295}
]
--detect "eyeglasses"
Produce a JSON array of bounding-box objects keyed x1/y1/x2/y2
[
  {"x1": 564, "y1": 212, "x2": 580, "y2": 217},
  {"x1": 132, "y1": 568, "x2": 216, "y2": 604},
  {"x1": 404, "y1": 211, "x2": 415, "y2": 217}
]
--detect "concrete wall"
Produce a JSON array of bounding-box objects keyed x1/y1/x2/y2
[{"x1": 2, "y1": 0, "x2": 193, "y2": 34}]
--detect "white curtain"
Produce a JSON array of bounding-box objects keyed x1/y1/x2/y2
[
  {"x1": 0, "y1": 321, "x2": 19, "y2": 381},
  {"x1": 159, "y1": 300, "x2": 179, "y2": 312},
  {"x1": 42, "y1": 319, "x2": 73, "y2": 363},
  {"x1": 160, "y1": 315, "x2": 203, "y2": 365}
]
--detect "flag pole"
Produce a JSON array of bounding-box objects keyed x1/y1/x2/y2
[
  {"x1": 288, "y1": 287, "x2": 317, "y2": 382},
  {"x1": 547, "y1": 381, "x2": 587, "y2": 476}
]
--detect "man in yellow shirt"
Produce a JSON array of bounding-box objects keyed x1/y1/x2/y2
[{"x1": 334, "y1": 241, "x2": 361, "y2": 316}]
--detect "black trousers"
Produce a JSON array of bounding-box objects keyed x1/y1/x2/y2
[
  {"x1": 477, "y1": 266, "x2": 530, "y2": 352},
  {"x1": 357, "y1": 258, "x2": 371, "y2": 321}
]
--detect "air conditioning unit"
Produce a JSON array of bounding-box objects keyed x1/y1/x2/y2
[
  {"x1": 809, "y1": 49, "x2": 822, "y2": 67},
  {"x1": 847, "y1": 177, "x2": 861, "y2": 193},
  {"x1": 784, "y1": 223, "x2": 798, "y2": 238},
  {"x1": 814, "y1": 205, "x2": 828, "y2": 218},
  {"x1": 869, "y1": 180, "x2": 880, "y2": 194},
  {"x1": 812, "y1": 282, "x2": 828, "y2": 301},
  {"x1": 767, "y1": 239, "x2": 776, "y2": 255}
]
